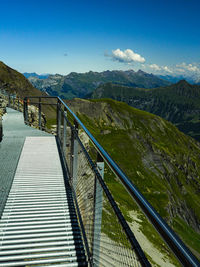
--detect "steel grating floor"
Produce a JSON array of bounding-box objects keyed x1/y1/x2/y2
[
  {"x1": 0, "y1": 108, "x2": 50, "y2": 216},
  {"x1": 0, "y1": 109, "x2": 86, "y2": 266}
]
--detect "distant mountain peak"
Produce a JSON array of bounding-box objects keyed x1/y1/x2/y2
[
  {"x1": 23, "y1": 72, "x2": 50, "y2": 79},
  {"x1": 137, "y1": 69, "x2": 146, "y2": 74},
  {"x1": 176, "y1": 79, "x2": 190, "y2": 86},
  {"x1": 175, "y1": 80, "x2": 193, "y2": 92},
  {"x1": 125, "y1": 69, "x2": 135, "y2": 74}
]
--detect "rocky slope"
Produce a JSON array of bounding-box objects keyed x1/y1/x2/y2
[
  {"x1": 0, "y1": 61, "x2": 57, "y2": 126},
  {"x1": 91, "y1": 80, "x2": 200, "y2": 141},
  {"x1": 0, "y1": 61, "x2": 47, "y2": 98},
  {"x1": 27, "y1": 69, "x2": 171, "y2": 99},
  {"x1": 67, "y1": 98, "x2": 200, "y2": 263}
]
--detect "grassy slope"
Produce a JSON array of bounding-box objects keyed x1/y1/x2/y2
[
  {"x1": 91, "y1": 81, "x2": 200, "y2": 141},
  {"x1": 67, "y1": 98, "x2": 200, "y2": 262}
]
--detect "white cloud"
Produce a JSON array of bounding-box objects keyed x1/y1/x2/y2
[
  {"x1": 110, "y1": 48, "x2": 145, "y2": 63},
  {"x1": 147, "y1": 62, "x2": 200, "y2": 75},
  {"x1": 176, "y1": 62, "x2": 200, "y2": 73},
  {"x1": 162, "y1": 66, "x2": 173, "y2": 73},
  {"x1": 176, "y1": 68, "x2": 186, "y2": 73},
  {"x1": 105, "y1": 48, "x2": 200, "y2": 80},
  {"x1": 148, "y1": 64, "x2": 172, "y2": 73},
  {"x1": 149, "y1": 64, "x2": 161, "y2": 71}
]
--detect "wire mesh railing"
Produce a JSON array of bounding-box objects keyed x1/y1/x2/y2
[
  {"x1": 6, "y1": 94, "x2": 199, "y2": 267},
  {"x1": 0, "y1": 90, "x2": 22, "y2": 111},
  {"x1": 23, "y1": 96, "x2": 151, "y2": 266},
  {"x1": 0, "y1": 90, "x2": 22, "y2": 142},
  {"x1": 70, "y1": 127, "x2": 144, "y2": 267}
]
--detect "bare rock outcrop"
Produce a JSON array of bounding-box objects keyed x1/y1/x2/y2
[{"x1": 26, "y1": 105, "x2": 46, "y2": 129}]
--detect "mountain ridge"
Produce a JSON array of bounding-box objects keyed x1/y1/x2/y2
[
  {"x1": 90, "y1": 80, "x2": 200, "y2": 141},
  {"x1": 26, "y1": 69, "x2": 171, "y2": 99},
  {"x1": 23, "y1": 72, "x2": 50, "y2": 79}
]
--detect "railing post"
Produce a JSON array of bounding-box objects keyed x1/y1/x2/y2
[
  {"x1": 92, "y1": 153, "x2": 104, "y2": 267},
  {"x1": 62, "y1": 108, "x2": 67, "y2": 154},
  {"x1": 11, "y1": 95, "x2": 15, "y2": 109},
  {"x1": 57, "y1": 100, "x2": 61, "y2": 139},
  {"x1": 23, "y1": 97, "x2": 28, "y2": 124},
  {"x1": 38, "y1": 97, "x2": 42, "y2": 130},
  {"x1": 0, "y1": 117, "x2": 2, "y2": 143},
  {"x1": 18, "y1": 97, "x2": 20, "y2": 111},
  {"x1": 70, "y1": 120, "x2": 79, "y2": 190},
  {"x1": 8, "y1": 94, "x2": 11, "y2": 107}
]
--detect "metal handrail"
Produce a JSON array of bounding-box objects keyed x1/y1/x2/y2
[
  {"x1": 24, "y1": 96, "x2": 151, "y2": 266},
  {"x1": 58, "y1": 97, "x2": 199, "y2": 267},
  {"x1": 24, "y1": 96, "x2": 200, "y2": 267}
]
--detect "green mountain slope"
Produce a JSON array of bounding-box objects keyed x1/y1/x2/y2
[
  {"x1": 67, "y1": 98, "x2": 200, "y2": 262},
  {"x1": 27, "y1": 69, "x2": 171, "y2": 99},
  {"x1": 0, "y1": 61, "x2": 47, "y2": 98},
  {"x1": 91, "y1": 80, "x2": 200, "y2": 141},
  {"x1": 0, "y1": 61, "x2": 57, "y2": 121}
]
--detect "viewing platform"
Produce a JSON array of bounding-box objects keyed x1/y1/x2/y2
[
  {"x1": 0, "y1": 108, "x2": 86, "y2": 266},
  {"x1": 0, "y1": 95, "x2": 199, "y2": 267}
]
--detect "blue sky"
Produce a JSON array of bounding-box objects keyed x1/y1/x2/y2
[{"x1": 1, "y1": 0, "x2": 200, "y2": 76}]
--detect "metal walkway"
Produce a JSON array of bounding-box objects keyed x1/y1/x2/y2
[
  {"x1": 0, "y1": 109, "x2": 86, "y2": 266},
  {"x1": 0, "y1": 108, "x2": 50, "y2": 216}
]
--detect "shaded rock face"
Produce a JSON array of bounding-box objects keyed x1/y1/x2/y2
[{"x1": 167, "y1": 197, "x2": 200, "y2": 232}]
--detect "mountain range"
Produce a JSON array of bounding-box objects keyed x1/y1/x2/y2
[
  {"x1": 24, "y1": 70, "x2": 200, "y2": 99},
  {"x1": 25, "y1": 69, "x2": 171, "y2": 99},
  {"x1": 90, "y1": 80, "x2": 200, "y2": 142},
  {"x1": 23, "y1": 72, "x2": 50, "y2": 79}
]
